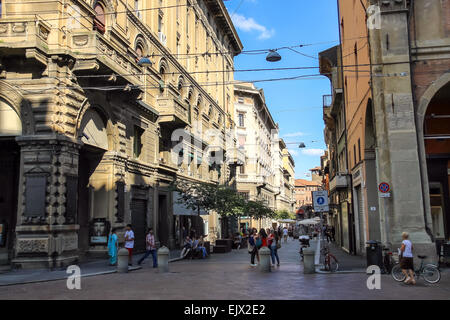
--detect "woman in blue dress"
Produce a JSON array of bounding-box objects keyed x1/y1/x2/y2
[{"x1": 108, "y1": 228, "x2": 118, "y2": 266}]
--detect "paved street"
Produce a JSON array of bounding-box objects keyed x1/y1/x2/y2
[{"x1": 0, "y1": 238, "x2": 448, "y2": 300}]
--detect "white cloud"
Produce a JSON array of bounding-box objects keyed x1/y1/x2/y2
[
  {"x1": 232, "y1": 14, "x2": 275, "y2": 40},
  {"x1": 301, "y1": 149, "x2": 325, "y2": 156},
  {"x1": 287, "y1": 148, "x2": 299, "y2": 156},
  {"x1": 283, "y1": 131, "x2": 305, "y2": 138}
]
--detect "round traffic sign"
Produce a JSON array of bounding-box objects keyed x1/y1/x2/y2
[
  {"x1": 317, "y1": 197, "x2": 325, "y2": 205},
  {"x1": 379, "y1": 182, "x2": 390, "y2": 193}
]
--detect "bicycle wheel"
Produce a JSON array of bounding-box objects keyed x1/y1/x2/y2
[
  {"x1": 391, "y1": 264, "x2": 406, "y2": 282},
  {"x1": 423, "y1": 264, "x2": 441, "y2": 284}
]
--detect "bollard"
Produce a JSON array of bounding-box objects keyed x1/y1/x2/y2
[
  {"x1": 117, "y1": 248, "x2": 129, "y2": 273},
  {"x1": 303, "y1": 248, "x2": 316, "y2": 274},
  {"x1": 259, "y1": 246, "x2": 271, "y2": 273},
  {"x1": 157, "y1": 246, "x2": 169, "y2": 273}
]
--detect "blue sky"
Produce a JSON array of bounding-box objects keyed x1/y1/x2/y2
[{"x1": 225, "y1": 0, "x2": 339, "y2": 179}]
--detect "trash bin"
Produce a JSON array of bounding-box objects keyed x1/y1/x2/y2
[{"x1": 366, "y1": 240, "x2": 383, "y2": 270}]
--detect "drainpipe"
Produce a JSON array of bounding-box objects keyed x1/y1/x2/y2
[{"x1": 406, "y1": 0, "x2": 434, "y2": 242}]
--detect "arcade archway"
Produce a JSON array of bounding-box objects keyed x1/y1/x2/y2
[{"x1": 423, "y1": 82, "x2": 450, "y2": 240}]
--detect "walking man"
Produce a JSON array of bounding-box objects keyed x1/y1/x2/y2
[
  {"x1": 138, "y1": 228, "x2": 158, "y2": 268},
  {"x1": 124, "y1": 224, "x2": 135, "y2": 266},
  {"x1": 283, "y1": 227, "x2": 288, "y2": 243}
]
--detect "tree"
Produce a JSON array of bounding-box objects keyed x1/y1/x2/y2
[
  {"x1": 276, "y1": 209, "x2": 296, "y2": 220},
  {"x1": 171, "y1": 181, "x2": 248, "y2": 238}
]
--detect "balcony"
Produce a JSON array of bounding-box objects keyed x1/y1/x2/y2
[
  {"x1": 329, "y1": 173, "x2": 349, "y2": 191},
  {"x1": 157, "y1": 97, "x2": 190, "y2": 129},
  {"x1": 226, "y1": 147, "x2": 246, "y2": 166},
  {"x1": 70, "y1": 32, "x2": 143, "y2": 86},
  {"x1": 0, "y1": 18, "x2": 51, "y2": 63},
  {"x1": 237, "y1": 174, "x2": 266, "y2": 185}
]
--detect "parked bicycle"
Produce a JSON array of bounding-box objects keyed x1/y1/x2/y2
[
  {"x1": 391, "y1": 255, "x2": 441, "y2": 284},
  {"x1": 382, "y1": 246, "x2": 394, "y2": 274},
  {"x1": 320, "y1": 246, "x2": 339, "y2": 272}
]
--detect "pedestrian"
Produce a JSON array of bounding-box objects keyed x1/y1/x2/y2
[
  {"x1": 283, "y1": 227, "x2": 288, "y2": 243},
  {"x1": 138, "y1": 228, "x2": 158, "y2": 267},
  {"x1": 399, "y1": 232, "x2": 416, "y2": 285},
  {"x1": 326, "y1": 227, "x2": 332, "y2": 243},
  {"x1": 124, "y1": 224, "x2": 135, "y2": 266},
  {"x1": 250, "y1": 229, "x2": 261, "y2": 266},
  {"x1": 331, "y1": 226, "x2": 336, "y2": 242},
  {"x1": 107, "y1": 228, "x2": 118, "y2": 266},
  {"x1": 268, "y1": 230, "x2": 280, "y2": 267},
  {"x1": 277, "y1": 226, "x2": 282, "y2": 239},
  {"x1": 259, "y1": 229, "x2": 268, "y2": 247},
  {"x1": 197, "y1": 236, "x2": 208, "y2": 259},
  {"x1": 180, "y1": 236, "x2": 193, "y2": 258}
]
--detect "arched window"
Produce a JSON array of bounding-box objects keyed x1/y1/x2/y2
[{"x1": 93, "y1": 2, "x2": 106, "y2": 34}]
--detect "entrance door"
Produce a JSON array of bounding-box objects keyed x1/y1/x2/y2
[
  {"x1": 131, "y1": 198, "x2": 147, "y2": 252},
  {"x1": 0, "y1": 140, "x2": 19, "y2": 264}
]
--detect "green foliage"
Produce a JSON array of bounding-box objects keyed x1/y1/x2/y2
[
  {"x1": 275, "y1": 210, "x2": 296, "y2": 220},
  {"x1": 171, "y1": 180, "x2": 275, "y2": 220}
]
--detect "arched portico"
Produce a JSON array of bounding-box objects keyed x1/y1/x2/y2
[{"x1": 417, "y1": 72, "x2": 450, "y2": 241}]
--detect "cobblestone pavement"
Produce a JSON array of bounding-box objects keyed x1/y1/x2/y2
[{"x1": 0, "y1": 238, "x2": 448, "y2": 300}]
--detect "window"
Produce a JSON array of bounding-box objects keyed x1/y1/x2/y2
[
  {"x1": 238, "y1": 113, "x2": 244, "y2": 127},
  {"x1": 135, "y1": 45, "x2": 143, "y2": 59},
  {"x1": 133, "y1": 126, "x2": 144, "y2": 158},
  {"x1": 158, "y1": 14, "x2": 163, "y2": 33},
  {"x1": 353, "y1": 144, "x2": 356, "y2": 167},
  {"x1": 0, "y1": 1, "x2": 2, "y2": 18},
  {"x1": 358, "y1": 139, "x2": 361, "y2": 162},
  {"x1": 93, "y1": 2, "x2": 106, "y2": 34},
  {"x1": 239, "y1": 165, "x2": 245, "y2": 174}
]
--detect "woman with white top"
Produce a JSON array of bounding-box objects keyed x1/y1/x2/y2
[{"x1": 400, "y1": 232, "x2": 415, "y2": 285}]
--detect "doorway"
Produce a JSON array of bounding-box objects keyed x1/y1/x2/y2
[{"x1": 0, "y1": 139, "x2": 19, "y2": 265}]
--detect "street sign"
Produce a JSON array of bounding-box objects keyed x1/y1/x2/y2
[
  {"x1": 312, "y1": 190, "x2": 329, "y2": 212},
  {"x1": 378, "y1": 182, "x2": 390, "y2": 193}
]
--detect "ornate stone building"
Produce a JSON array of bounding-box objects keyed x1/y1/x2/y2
[{"x1": 0, "y1": 0, "x2": 242, "y2": 268}]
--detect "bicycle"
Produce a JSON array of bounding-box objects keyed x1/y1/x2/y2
[
  {"x1": 382, "y1": 246, "x2": 394, "y2": 274},
  {"x1": 320, "y1": 246, "x2": 339, "y2": 272},
  {"x1": 391, "y1": 255, "x2": 441, "y2": 284}
]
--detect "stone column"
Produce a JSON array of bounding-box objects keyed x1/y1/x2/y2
[
  {"x1": 368, "y1": 0, "x2": 435, "y2": 261},
  {"x1": 12, "y1": 134, "x2": 81, "y2": 269}
]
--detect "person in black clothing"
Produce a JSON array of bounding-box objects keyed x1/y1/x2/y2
[{"x1": 331, "y1": 226, "x2": 336, "y2": 242}]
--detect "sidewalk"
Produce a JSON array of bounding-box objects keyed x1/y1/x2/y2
[
  {"x1": 318, "y1": 239, "x2": 367, "y2": 273},
  {"x1": 0, "y1": 249, "x2": 183, "y2": 287}
]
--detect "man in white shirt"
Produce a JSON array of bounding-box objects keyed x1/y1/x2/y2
[
  {"x1": 124, "y1": 224, "x2": 135, "y2": 266},
  {"x1": 283, "y1": 227, "x2": 288, "y2": 243}
]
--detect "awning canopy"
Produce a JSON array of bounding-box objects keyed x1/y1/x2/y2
[{"x1": 298, "y1": 219, "x2": 320, "y2": 225}]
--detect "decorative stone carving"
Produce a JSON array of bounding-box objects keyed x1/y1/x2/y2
[
  {"x1": 16, "y1": 238, "x2": 49, "y2": 253},
  {"x1": 12, "y1": 23, "x2": 26, "y2": 33},
  {"x1": 73, "y1": 35, "x2": 89, "y2": 47},
  {"x1": 0, "y1": 24, "x2": 8, "y2": 34}
]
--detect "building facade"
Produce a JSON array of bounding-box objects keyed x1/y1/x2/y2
[
  {"x1": 234, "y1": 83, "x2": 295, "y2": 231},
  {"x1": 320, "y1": 0, "x2": 450, "y2": 260},
  {"x1": 0, "y1": 0, "x2": 243, "y2": 268}
]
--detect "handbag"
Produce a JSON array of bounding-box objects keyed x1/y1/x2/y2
[{"x1": 276, "y1": 241, "x2": 281, "y2": 249}]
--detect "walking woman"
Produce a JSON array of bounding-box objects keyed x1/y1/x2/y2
[
  {"x1": 107, "y1": 228, "x2": 118, "y2": 266},
  {"x1": 249, "y1": 229, "x2": 260, "y2": 267},
  {"x1": 268, "y1": 230, "x2": 280, "y2": 267},
  {"x1": 400, "y1": 232, "x2": 416, "y2": 285}
]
